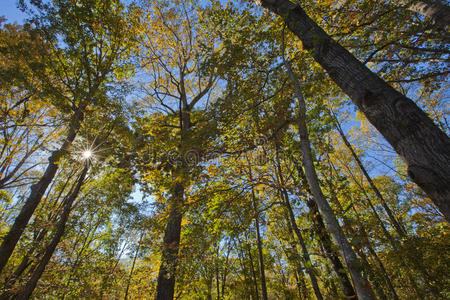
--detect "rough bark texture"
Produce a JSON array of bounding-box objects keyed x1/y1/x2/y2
[
  {"x1": 0, "y1": 108, "x2": 84, "y2": 274},
  {"x1": 16, "y1": 163, "x2": 89, "y2": 300},
  {"x1": 307, "y1": 200, "x2": 357, "y2": 299},
  {"x1": 155, "y1": 183, "x2": 183, "y2": 300},
  {"x1": 392, "y1": 0, "x2": 450, "y2": 27},
  {"x1": 258, "y1": 0, "x2": 450, "y2": 222}
]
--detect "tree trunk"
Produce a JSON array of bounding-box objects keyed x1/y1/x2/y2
[
  {"x1": 0, "y1": 108, "x2": 84, "y2": 274},
  {"x1": 274, "y1": 146, "x2": 324, "y2": 300},
  {"x1": 15, "y1": 163, "x2": 89, "y2": 300},
  {"x1": 282, "y1": 191, "x2": 324, "y2": 300},
  {"x1": 246, "y1": 241, "x2": 260, "y2": 300},
  {"x1": 306, "y1": 199, "x2": 357, "y2": 299},
  {"x1": 282, "y1": 52, "x2": 376, "y2": 299},
  {"x1": 248, "y1": 163, "x2": 269, "y2": 300},
  {"x1": 257, "y1": 0, "x2": 450, "y2": 222},
  {"x1": 155, "y1": 183, "x2": 183, "y2": 300},
  {"x1": 390, "y1": 0, "x2": 450, "y2": 27}
]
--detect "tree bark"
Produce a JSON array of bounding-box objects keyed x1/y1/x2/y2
[
  {"x1": 282, "y1": 49, "x2": 376, "y2": 299},
  {"x1": 0, "y1": 108, "x2": 85, "y2": 274},
  {"x1": 256, "y1": 0, "x2": 450, "y2": 222},
  {"x1": 274, "y1": 146, "x2": 324, "y2": 300},
  {"x1": 15, "y1": 163, "x2": 89, "y2": 300},
  {"x1": 391, "y1": 0, "x2": 450, "y2": 27},
  {"x1": 155, "y1": 183, "x2": 183, "y2": 300},
  {"x1": 306, "y1": 199, "x2": 357, "y2": 299}
]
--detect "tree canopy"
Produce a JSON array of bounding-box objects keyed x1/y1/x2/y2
[{"x1": 0, "y1": 0, "x2": 448, "y2": 299}]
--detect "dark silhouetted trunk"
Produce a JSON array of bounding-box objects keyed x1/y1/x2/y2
[
  {"x1": 282, "y1": 191, "x2": 324, "y2": 300},
  {"x1": 0, "y1": 108, "x2": 85, "y2": 274},
  {"x1": 274, "y1": 144, "x2": 323, "y2": 300},
  {"x1": 258, "y1": 0, "x2": 450, "y2": 222},
  {"x1": 306, "y1": 200, "x2": 357, "y2": 299},
  {"x1": 16, "y1": 163, "x2": 89, "y2": 299},
  {"x1": 246, "y1": 241, "x2": 260, "y2": 300},
  {"x1": 155, "y1": 182, "x2": 183, "y2": 300},
  {"x1": 248, "y1": 163, "x2": 268, "y2": 300}
]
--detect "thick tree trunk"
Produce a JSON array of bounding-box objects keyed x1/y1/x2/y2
[
  {"x1": 257, "y1": 0, "x2": 450, "y2": 222},
  {"x1": 0, "y1": 108, "x2": 84, "y2": 274},
  {"x1": 155, "y1": 183, "x2": 183, "y2": 300},
  {"x1": 282, "y1": 53, "x2": 376, "y2": 299},
  {"x1": 391, "y1": 0, "x2": 450, "y2": 27},
  {"x1": 15, "y1": 163, "x2": 89, "y2": 300},
  {"x1": 306, "y1": 200, "x2": 357, "y2": 299}
]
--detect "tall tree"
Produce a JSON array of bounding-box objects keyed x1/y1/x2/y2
[
  {"x1": 0, "y1": 0, "x2": 139, "y2": 273},
  {"x1": 252, "y1": 0, "x2": 450, "y2": 221}
]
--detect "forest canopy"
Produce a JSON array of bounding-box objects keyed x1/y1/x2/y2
[{"x1": 0, "y1": 0, "x2": 449, "y2": 299}]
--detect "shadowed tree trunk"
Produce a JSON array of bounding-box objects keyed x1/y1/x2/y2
[
  {"x1": 0, "y1": 107, "x2": 85, "y2": 274},
  {"x1": 246, "y1": 238, "x2": 260, "y2": 300},
  {"x1": 306, "y1": 199, "x2": 357, "y2": 299},
  {"x1": 248, "y1": 163, "x2": 269, "y2": 300},
  {"x1": 155, "y1": 182, "x2": 184, "y2": 300},
  {"x1": 255, "y1": 0, "x2": 450, "y2": 222},
  {"x1": 281, "y1": 190, "x2": 324, "y2": 300},
  {"x1": 274, "y1": 145, "x2": 323, "y2": 300},
  {"x1": 15, "y1": 163, "x2": 89, "y2": 300}
]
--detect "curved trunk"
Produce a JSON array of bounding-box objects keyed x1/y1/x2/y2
[{"x1": 257, "y1": 0, "x2": 450, "y2": 222}]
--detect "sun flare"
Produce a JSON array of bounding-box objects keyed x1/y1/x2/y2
[{"x1": 82, "y1": 150, "x2": 93, "y2": 159}]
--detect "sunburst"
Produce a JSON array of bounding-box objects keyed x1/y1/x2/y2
[{"x1": 72, "y1": 138, "x2": 106, "y2": 164}]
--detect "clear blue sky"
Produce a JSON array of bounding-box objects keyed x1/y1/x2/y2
[{"x1": 1, "y1": 0, "x2": 27, "y2": 23}]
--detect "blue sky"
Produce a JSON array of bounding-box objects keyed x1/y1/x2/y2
[{"x1": 1, "y1": 0, "x2": 27, "y2": 23}]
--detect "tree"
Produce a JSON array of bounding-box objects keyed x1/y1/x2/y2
[
  {"x1": 0, "y1": 0, "x2": 139, "y2": 273},
  {"x1": 252, "y1": 0, "x2": 450, "y2": 222}
]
